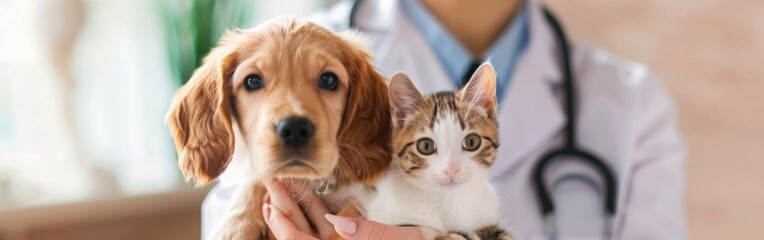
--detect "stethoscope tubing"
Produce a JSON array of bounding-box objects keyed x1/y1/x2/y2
[{"x1": 534, "y1": 7, "x2": 618, "y2": 239}]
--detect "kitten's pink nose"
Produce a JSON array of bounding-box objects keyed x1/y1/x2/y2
[{"x1": 444, "y1": 168, "x2": 461, "y2": 179}]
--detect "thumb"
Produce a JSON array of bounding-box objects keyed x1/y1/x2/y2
[{"x1": 324, "y1": 214, "x2": 422, "y2": 240}]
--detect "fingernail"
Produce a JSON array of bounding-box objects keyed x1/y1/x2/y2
[
  {"x1": 263, "y1": 204, "x2": 271, "y2": 225},
  {"x1": 325, "y1": 214, "x2": 357, "y2": 235}
]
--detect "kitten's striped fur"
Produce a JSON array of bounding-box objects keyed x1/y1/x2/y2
[{"x1": 393, "y1": 91, "x2": 499, "y2": 177}]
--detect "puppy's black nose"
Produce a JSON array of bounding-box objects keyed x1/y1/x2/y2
[{"x1": 277, "y1": 117, "x2": 315, "y2": 147}]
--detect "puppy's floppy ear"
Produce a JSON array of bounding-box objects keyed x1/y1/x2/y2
[
  {"x1": 166, "y1": 32, "x2": 239, "y2": 186},
  {"x1": 335, "y1": 31, "x2": 392, "y2": 183}
]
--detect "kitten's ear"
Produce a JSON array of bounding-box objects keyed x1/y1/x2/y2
[
  {"x1": 389, "y1": 72, "x2": 423, "y2": 119},
  {"x1": 461, "y1": 62, "x2": 497, "y2": 110}
]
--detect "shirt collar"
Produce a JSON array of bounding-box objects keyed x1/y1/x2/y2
[
  {"x1": 400, "y1": 0, "x2": 530, "y2": 92},
  {"x1": 400, "y1": 0, "x2": 471, "y2": 87}
]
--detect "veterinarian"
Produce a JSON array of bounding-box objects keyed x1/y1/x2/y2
[{"x1": 210, "y1": 0, "x2": 687, "y2": 239}]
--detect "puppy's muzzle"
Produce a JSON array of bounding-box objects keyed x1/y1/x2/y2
[{"x1": 276, "y1": 116, "x2": 315, "y2": 147}]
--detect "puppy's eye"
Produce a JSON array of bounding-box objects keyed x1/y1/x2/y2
[
  {"x1": 462, "y1": 134, "x2": 482, "y2": 151},
  {"x1": 244, "y1": 74, "x2": 264, "y2": 91},
  {"x1": 318, "y1": 72, "x2": 339, "y2": 90},
  {"x1": 416, "y1": 138, "x2": 437, "y2": 155}
]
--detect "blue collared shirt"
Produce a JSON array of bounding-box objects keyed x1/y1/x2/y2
[{"x1": 400, "y1": 0, "x2": 530, "y2": 103}]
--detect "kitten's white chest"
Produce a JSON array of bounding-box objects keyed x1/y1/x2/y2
[{"x1": 363, "y1": 171, "x2": 500, "y2": 233}]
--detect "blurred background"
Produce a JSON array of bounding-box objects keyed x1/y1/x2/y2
[{"x1": 0, "y1": 0, "x2": 761, "y2": 239}]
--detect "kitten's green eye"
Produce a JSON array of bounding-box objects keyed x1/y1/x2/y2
[
  {"x1": 462, "y1": 134, "x2": 482, "y2": 151},
  {"x1": 416, "y1": 138, "x2": 437, "y2": 155}
]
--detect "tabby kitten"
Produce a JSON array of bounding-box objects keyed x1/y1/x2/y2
[{"x1": 364, "y1": 63, "x2": 513, "y2": 240}]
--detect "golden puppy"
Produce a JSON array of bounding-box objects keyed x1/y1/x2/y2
[{"x1": 166, "y1": 17, "x2": 391, "y2": 239}]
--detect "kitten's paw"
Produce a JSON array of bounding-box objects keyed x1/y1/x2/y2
[
  {"x1": 475, "y1": 225, "x2": 515, "y2": 240},
  {"x1": 432, "y1": 233, "x2": 469, "y2": 240},
  {"x1": 213, "y1": 216, "x2": 267, "y2": 240}
]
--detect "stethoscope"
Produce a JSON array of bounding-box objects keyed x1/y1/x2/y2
[{"x1": 348, "y1": 1, "x2": 618, "y2": 239}]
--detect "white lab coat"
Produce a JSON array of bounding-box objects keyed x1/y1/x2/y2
[{"x1": 202, "y1": 0, "x2": 687, "y2": 239}]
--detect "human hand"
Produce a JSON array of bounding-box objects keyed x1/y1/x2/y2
[
  {"x1": 262, "y1": 177, "x2": 423, "y2": 239},
  {"x1": 323, "y1": 214, "x2": 423, "y2": 240},
  {"x1": 262, "y1": 177, "x2": 333, "y2": 239}
]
